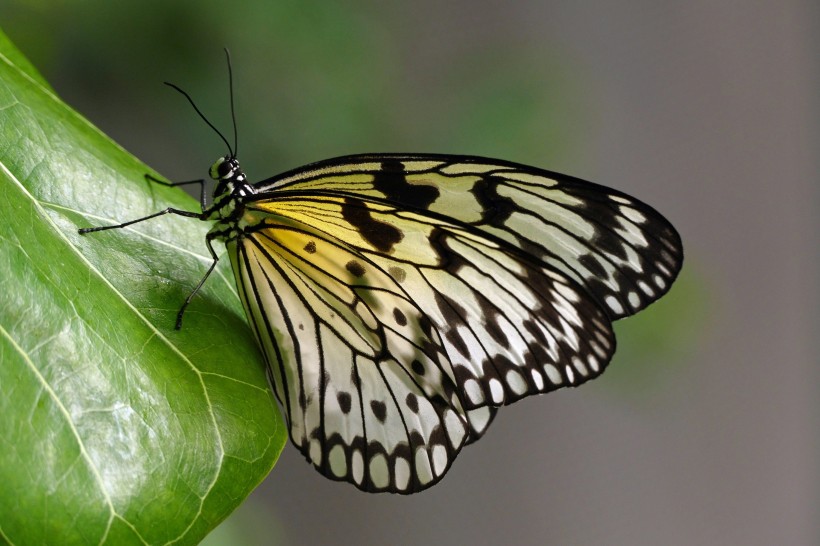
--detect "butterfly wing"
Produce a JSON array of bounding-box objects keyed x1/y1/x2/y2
[
  {"x1": 228, "y1": 224, "x2": 471, "y2": 493},
  {"x1": 233, "y1": 154, "x2": 682, "y2": 493},
  {"x1": 262, "y1": 154, "x2": 683, "y2": 319}
]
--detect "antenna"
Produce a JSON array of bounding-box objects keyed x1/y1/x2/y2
[
  {"x1": 224, "y1": 48, "x2": 238, "y2": 158},
  {"x1": 164, "y1": 81, "x2": 234, "y2": 157}
]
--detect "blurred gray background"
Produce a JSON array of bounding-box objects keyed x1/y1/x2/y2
[{"x1": 3, "y1": 1, "x2": 816, "y2": 544}]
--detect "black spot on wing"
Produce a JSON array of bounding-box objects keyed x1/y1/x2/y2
[
  {"x1": 370, "y1": 400, "x2": 387, "y2": 423},
  {"x1": 471, "y1": 176, "x2": 516, "y2": 225},
  {"x1": 341, "y1": 196, "x2": 403, "y2": 253},
  {"x1": 393, "y1": 307, "x2": 407, "y2": 326},
  {"x1": 405, "y1": 393, "x2": 419, "y2": 413},
  {"x1": 408, "y1": 430, "x2": 424, "y2": 448},
  {"x1": 337, "y1": 391, "x2": 352, "y2": 414},
  {"x1": 388, "y1": 266, "x2": 407, "y2": 282},
  {"x1": 428, "y1": 227, "x2": 472, "y2": 274},
  {"x1": 304, "y1": 241, "x2": 317, "y2": 254},
  {"x1": 374, "y1": 159, "x2": 440, "y2": 209},
  {"x1": 346, "y1": 260, "x2": 366, "y2": 277},
  {"x1": 578, "y1": 254, "x2": 608, "y2": 279}
]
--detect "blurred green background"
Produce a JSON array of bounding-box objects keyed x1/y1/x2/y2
[
  {"x1": 3, "y1": 1, "x2": 585, "y2": 182},
  {"x1": 2, "y1": 0, "x2": 816, "y2": 545}
]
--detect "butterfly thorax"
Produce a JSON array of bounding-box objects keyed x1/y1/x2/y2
[{"x1": 206, "y1": 155, "x2": 257, "y2": 240}]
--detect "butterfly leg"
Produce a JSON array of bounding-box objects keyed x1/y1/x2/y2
[
  {"x1": 78, "y1": 207, "x2": 204, "y2": 234},
  {"x1": 145, "y1": 174, "x2": 208, "y2": 212},
  {"x1": 173, "y1": 228, "x2": 227, "y2": 330}
]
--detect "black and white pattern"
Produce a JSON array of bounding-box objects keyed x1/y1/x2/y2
[{"x1": 222, "y1": 154, "x2": 682, "y2": 493}]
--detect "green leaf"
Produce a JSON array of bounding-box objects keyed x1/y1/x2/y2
[{"x1": 0, "y1": 30, "x2": 285, "y2": 546}]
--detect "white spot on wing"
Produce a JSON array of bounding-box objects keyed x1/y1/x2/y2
[
  {"x1": 654, "y1": 274, "x2": 667, "y2": 290},
  {"x1": 656, "y1": 262, "x2": 672, "y2": 277},
  {"x1": 489, "y1": 378, "x2": 504, "y2": 403},
  {"x1": 544, "y1": 364, "x2": 562, "y2": 385},
  {"x1": 329, "y1": 445, "x2": 347, "y2": 477},
  {"x1": 605, "y1": 295, "x2": 624, "y2": 315},
  {"x1": 351, "y1": 450, "x2": 364, "y2": 484},
  {"x1": 444, "y1": 409, "x2": 466, "y2": 448},
  {"x1": 432, "y1": 445, "x2": 448, "y2": 477},
  {"x1": 531, "y1": 369, "x2": 545, "y2": 390},
  {"x1": 619, "y1": 205, "x2": 646, "y2": 223},
  {"x1": 572, "y1": 356, "x2": 588, "y2": 377},
  {"x1": 588, "y1": 355, "x2": 600, "y2": 372},
  {"x1": 394, "y1": 457, "x2": 410, "y2": 491},
  {"x1": 464, "y1": 378, "x2": 484, "y2": 404},
  {"x1": 506, "y1": 370, "x2": 528, "y2": 395},
  {"x1": 590, "y1": 341, "x2": 608, "y2": 359},
  {"x1": 415, "y1": 449, "x2": 434, "y2": 484},
  {"x1": 369, "y1": 454, "x2": 389, "y2": 489},
  {"x1": 638, "y1": 280, "x2": 655, "y2": 297},
  {"x1": 309, "y1": 439, "x2": 321, "y2": 465}
]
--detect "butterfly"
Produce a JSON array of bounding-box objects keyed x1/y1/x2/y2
[{"x1": 79, "y1": 51, "x2": 683, "y2": 494}]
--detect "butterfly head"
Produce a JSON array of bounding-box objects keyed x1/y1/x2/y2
[
  {"x1": 210, "y1": 155, "x2": 241, "y2": 181},
  {"x1": 210, "y1": 155, "x2": 254, "y2": 201}
]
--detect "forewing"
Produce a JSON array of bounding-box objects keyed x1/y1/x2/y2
[{"x1": 259, "y1": 154, "x2": 683, "y2": 319}]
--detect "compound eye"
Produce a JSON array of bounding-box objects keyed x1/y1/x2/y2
[
  {"x1": 217, "y1": 160, "x2": 233, "y2": 178},
  {"x1": 209, "y1": 156, "x2": 237, "y2": 180}
]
